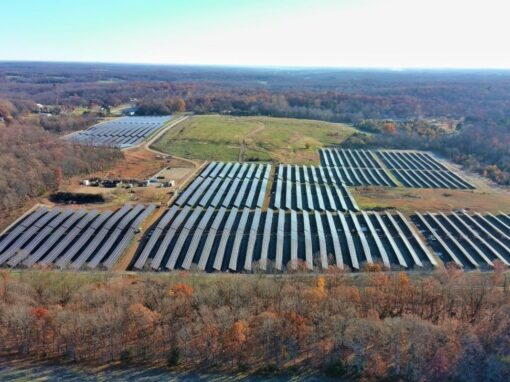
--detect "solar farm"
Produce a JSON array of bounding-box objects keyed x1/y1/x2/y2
[
  {"x1": 0, "y1": 134, "x2": 506, "y2": 273},
  {"x1": 66, "y1": 116, "x2": 172, "y2": 148}
]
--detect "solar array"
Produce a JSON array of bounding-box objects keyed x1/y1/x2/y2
[
  {"x1": 376, "y1": 150, "x2": 475, "y2": 189},
  {"x1": 66, "y1": 116, "x2": 172, "y2": 148},
  {"x1": 413, "y1": 211, "x2": 510, "y2": 269},
  {"x1": 271, "y1": 165, "x2": 359, "y2": 211},
  {"x1": 175, "y1": 162, "x2": 271, "y2": 209},
  {"x1": 132, "y1": 208, "x2": 436, "y2": 272},
  {"x1": 0, "y1": 204, "x2": 155, "y2": 269},
  {"x1": 319, "y1": 148, "x2": 397, "y2": 186}
]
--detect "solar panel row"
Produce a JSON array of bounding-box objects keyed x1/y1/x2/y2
[
  {"x1": 0, "y1": 204, "x2": 155, "y2": 269},
  {"x1": 376, "y1": 150, "x2": 475, "y2": 189},
  {"x1": 271, "y1": 174, "x2": 359, "y2": 211},
  {"x1": 175, "y1": 163, "x2": 271, "y2": 209},
  {"x1": 413, "y1": 211, "x2": 510, "y2": 269},
  {"x1": 132, "y1": 208, "x2": 435, "y2": 272},
  {"x1": 319, "y1": 149, "x2": 396, "y2": 186}
]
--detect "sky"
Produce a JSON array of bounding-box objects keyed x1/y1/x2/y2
[{"x1": 1, "y1": 0, "x2": 509, "y2": 69}]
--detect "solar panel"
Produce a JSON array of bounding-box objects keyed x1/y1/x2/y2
[
  {"x1": 314, "y1": 211, "x2": 328, "y2": 269},
  {"x1": 395, "y1": 212, "x2": 437, "y2": 266},
  {"x1": 244, "y1": 208, "x2": 262, "y2": 271},
  {"x1": 302, "y1": 212, "x2": 313, "y2": 270},
  {"x1": 338, "y1": 213, "x2": 359, "y2": 270},
  {"x1": 360, "y1": 211, "x2": 391, "y2": 269},
  {"x1": 55, "y1": 210, "x2": 112, "y2": 268},
  {"x1": 289, "y1": 210, "x2": 298, "y2": 269},
  {"x1": 150, "y1": 206, "x2": 191, "y2": 270},
  {"x1": 87, "y1": 204, "x2": 145, "y2": 268},
  {"x1": 349, "y1": 212, "x2": 373, "y2": 265},
  {"x1": 259, "y1": 209, "x2": 274, "y2": 270},
  {"x1": 199, "y1": 207, "x2": 227, "y2": 270},
  {"x1": 438, "y1": 212, "x2": 492, "y2": 267},
  {"x1": 166, "y1": 207, "x2": 204, "y2": 270},
  {"x1": 451, "y1": 212, "x2": 508, "y2": 266},
  {"x1": 426, "y1": 212, "x2": 478, "y2": 268},
  {"x1": 414, "y1": 212, "x2": 463, "y2": 267},
  {"x1": 213, "y1": 208, "x2": 239, "y2": 271},
  {"x1": 104, "y1": 204, "x2": 156, "y2": 269},
  {"x1": 275, "y1": 209, "x2": 286, "y2": 270},
  {"x1": 325, "y1": 211, "x2": 343, "y2": 268},
  {"x1": 181, "y1": 207, "x2": 215, "y2": 270},
  {"x1": 134, "y1": 206, "x2": 179, "y2": 269},
  {"x1": 229, "y1": 208, "x2": 250, "y2": 271}
]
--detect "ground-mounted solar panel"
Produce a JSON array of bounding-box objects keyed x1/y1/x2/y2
[
  {"x1": 229, "y1": 208, "x2": 251, "y2": 271},
  {"x1": 175, "y1": 176, "x2": 204, "y2": 206},
  {"x1": 233, "y1": 179, "x2": 250, "y2": 208},
  {"x1": 198, "y1": 177, "x2": 222, "y2": 207},
  {"x1": 6, "y1": 209, "x2": 72, "y2": 267},
  {"x1": 349, "y1": 211, "x2": 372, "y2": 265},
  {"x1": 437, "y1": 211, "x2": 493, "y2": 268},
  {"x1": 66, "y1": 116, "x2": 172, "y2": 148},
  {"x1": 338, "y1": 213, "x2": 358, "y2": 269},
  {"x1": 200, "y1": 162, "x2": 217, "y2": 179},
  {"x1": 199, "y1": 207, "x2": 227, "y2": 270},
  {"x1": 450, "y1": 212, "x2": 509, "y2": 266},
  {"x1": 427, "y1": 212, "x2": 479, "y2": 268},
  {"x1": 181, "y1": 207, "x2": 215, "y2": 270},
  {"x1": 47, "y1": 210, "x2": 99, "y2": 266},
  {"x1": 0, "y1": 207, "x2": 49, "y2": 254},
  {"x1": 244, "y1": 208, "x2": 262, "y2": 271},
  {"x1": 87, "y1": 204, "x2": 145, "y2": 269},
  {"x1": 361, "y1": 211, "x2": 391, "y2": 269},
  {"x1": 26, "y1": 209, "x2": 88, "y2": 267},
  {"x1": 314, "y1": 211, "x2": 328, "y2": 269},
  {"x1": 150, "y1": 206, "x2": 192, "y2": 270},
  {"x1": 414, "y1": 212, "x2": 463, "y2": 268},
  {"x1": 104, "y1": 204, "x2": 156, "y2": 269},
  {"x1": 377, "y1": 212, "x2": 411, "y2": 268},
  {"x1": 187, "y1": 177, "x2": 213, "y2": 207},
  {"x1": 218, "y1": 162, "x2": 232, "y2": 178},
  {"x1": 56, "y1": 210, "x2": 113, "y2": 268},
  {"x1": 134, "y1": 206, "x2": 179, "y2": 269},
  {"x1": 0, "y1": 208, "x2": 62, "y2": 265},
  {"x1": 302, "y1": 211, "x2": 313, "y2": 269},
  {"x1": 166, "y1": 207, "x2": 204, "y2": 270},
  {"x1": 325, "y1": 211, "x2": 343, "y2": 268},
  {"x1": 259, "y1": 209, "x2": 274, "y2": 270},
  {"x1": 213, "y1": 208, "x2": 239, "y2": 271}
]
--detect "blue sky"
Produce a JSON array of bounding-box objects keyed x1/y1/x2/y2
[{"x1": 1, "y1": 0, "x2": 509, "y2": 68}]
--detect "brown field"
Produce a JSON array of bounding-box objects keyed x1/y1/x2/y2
[{"x1": 353, "y1": 185, "x2": 510, "y2": 215}]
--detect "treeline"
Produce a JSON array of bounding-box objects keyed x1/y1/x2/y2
[
  {"x1": 0, "y1": 123, "x2": 122, "y2": 213},
  {"x1": 0, "y1": 268, "x2": 509, "y2": 381}
]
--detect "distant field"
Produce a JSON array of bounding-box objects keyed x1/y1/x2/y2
[{"x1": 152, "y1": 115, "x2": 356, "y2": 164}]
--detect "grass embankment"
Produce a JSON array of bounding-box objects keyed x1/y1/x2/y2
[{"x1": 152, "y1": 115, "x2": 356, "y2": 164}]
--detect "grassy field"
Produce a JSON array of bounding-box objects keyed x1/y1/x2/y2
[{"x1": 152, "y1": 115, "x2": 356, "y2": 164}]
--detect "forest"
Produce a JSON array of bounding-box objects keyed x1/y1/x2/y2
[
  {"x1": 0, "y1": 267, "x2": 509, "y2": 381},
  {"x1": 0, "y1": 121, "x2": 122, "y2": 226}
]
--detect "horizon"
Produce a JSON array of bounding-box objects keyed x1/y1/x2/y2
[{"x1": 2, "y1": 0, "x2": 510, "y2": 69}]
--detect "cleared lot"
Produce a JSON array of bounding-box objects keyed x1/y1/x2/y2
[{"x1": 152, "y1": 115, "x2": 356, "y2": 164}]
